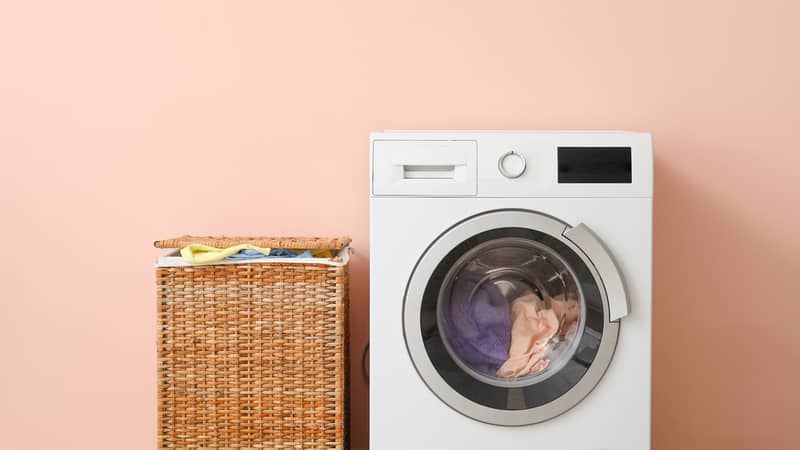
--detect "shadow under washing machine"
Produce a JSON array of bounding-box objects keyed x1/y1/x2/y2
[{"x1": 369, "y1": 131, "x2": 652, "y2": 449}]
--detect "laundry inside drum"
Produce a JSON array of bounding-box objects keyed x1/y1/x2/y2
[{"x1": 436, "y1": 237, "x2": 586, "y2": 388}]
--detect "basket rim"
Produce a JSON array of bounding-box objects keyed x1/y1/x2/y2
[{"x1": 153, "y1": 235, "x2": 352, "y2": 250}]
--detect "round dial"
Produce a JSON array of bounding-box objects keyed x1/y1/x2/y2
[{"x1": 498, "y1": 151, "x2": 527, "y2": 179}]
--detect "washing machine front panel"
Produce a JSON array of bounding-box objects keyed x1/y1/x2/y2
[{"x1": 404, "y1": 209, "x2": 623, "y2": 426}]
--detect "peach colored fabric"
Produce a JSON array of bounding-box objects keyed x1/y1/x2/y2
[
  {"x1": 497, "y1": 293, "x2": 560, "y2": 378},
  {"x1": 551, "y1": 296, "x2": 580, "y2": 338},
  {"x1": 2, "y1": 2, "x2": 799, "y2": 449}
]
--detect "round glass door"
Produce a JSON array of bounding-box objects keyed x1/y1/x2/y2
[
  {"x1": 437, "y1": 236, "x2": 585, "y2": 388},
  {"x1": 404, "y1": 210, "x2": 622, "y2": 426}
]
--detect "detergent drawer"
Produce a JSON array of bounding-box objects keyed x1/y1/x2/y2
[{"x1": 372, "y1": 139, "x2": 477, "y2": 196}]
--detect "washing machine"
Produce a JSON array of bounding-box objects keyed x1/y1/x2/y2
[{"x1": 369, "y1": 131, "x2": 652, "y2": 449}]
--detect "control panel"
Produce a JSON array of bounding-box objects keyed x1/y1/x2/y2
[{"x1": 371, "y1": 131, "x2": 652, "y2": 198}]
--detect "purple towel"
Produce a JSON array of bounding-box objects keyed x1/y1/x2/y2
[{"x1": 439, "y1": 271, "x2": 511, "y2": 375}]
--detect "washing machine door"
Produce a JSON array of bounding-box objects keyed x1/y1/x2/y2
[{"x1": 404, "y1": 209, "x2": 629, "y2": 426}]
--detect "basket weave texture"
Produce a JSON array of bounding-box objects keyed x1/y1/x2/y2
[{"x1": 156, "y1": 236, "x2": 349, "y2": 449}]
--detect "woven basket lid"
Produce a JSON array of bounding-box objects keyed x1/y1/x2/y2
[{"x1": 154, "y1": 235, "x2": 352, "y2": 250}]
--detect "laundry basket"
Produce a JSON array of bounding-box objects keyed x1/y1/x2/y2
[{"x1": 154, "y1": 236, "x2": 351, "y2": 449}]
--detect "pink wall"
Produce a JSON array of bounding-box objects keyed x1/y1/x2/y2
[{"x1": 1, "y1": 1, "x2": 798, "y2": 449}]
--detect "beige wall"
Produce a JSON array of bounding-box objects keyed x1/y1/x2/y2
[{"x1": 1, "y1": 1, "x2": 798, "y2": 449}]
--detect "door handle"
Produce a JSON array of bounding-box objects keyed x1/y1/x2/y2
[{"x1": 564, "y1": 223, "x2": 630, "y2": 321}]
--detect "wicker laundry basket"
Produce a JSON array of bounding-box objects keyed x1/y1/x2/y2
[{"x1": 154, "y1": 236, "x2": 351, "y2": 449}]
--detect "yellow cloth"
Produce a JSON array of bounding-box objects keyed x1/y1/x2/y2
[
  {"x1": 180, "y1": 244, "x2": 272, "y2": 264},
  {"x1": 179, "y1": 244, "x2": 334, "y2": 264}
]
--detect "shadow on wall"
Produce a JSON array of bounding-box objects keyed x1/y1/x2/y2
[
  {"x1": 652, "y1": 157, "x2": 797, "y2": 450},
  {"x1": 347, "y1": 248, "x2": 370, "y2": 450}
]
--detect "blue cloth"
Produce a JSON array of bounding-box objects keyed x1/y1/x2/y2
[
  {"x1": 225, "y1": 248, "x2": 312, "y2": 260},
  {"x1": 225, "y1": 249, "x2": 271, "y2": 260}
]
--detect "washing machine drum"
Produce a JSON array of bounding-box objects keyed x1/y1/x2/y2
[{"x1": 404, "y1": 210, "x2": 628, "y2": 426}]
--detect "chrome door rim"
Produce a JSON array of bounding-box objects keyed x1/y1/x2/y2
[{"x1": 403, "y1": 209, "x2": 621, "y2": 426}]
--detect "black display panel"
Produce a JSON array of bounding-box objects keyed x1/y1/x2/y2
[{"x1": 558, "y1": 147, "x2": 632, "y2": 183}]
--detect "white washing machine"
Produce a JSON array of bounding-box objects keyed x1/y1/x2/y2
[{"x1": 369, "y1": 131, "x2": 652, "y2": 450}]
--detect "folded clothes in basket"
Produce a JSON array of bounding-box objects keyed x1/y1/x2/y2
[
  {"x1": 180, "y1": 243, "x2": 334, "y2": 264},
  {"x1": 227, "y1": 248, "x2": 332, "y2": 260},
  {"x1": 180, "y1": 243, "x2": 272, "y2": 264}
]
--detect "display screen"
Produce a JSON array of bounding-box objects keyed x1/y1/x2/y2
[{"x1": 558, "y1": 147, "x2": 632, "y2": 183}]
